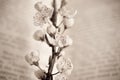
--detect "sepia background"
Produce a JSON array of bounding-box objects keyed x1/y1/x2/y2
[{"x1": 0, "y1": 0, "x2": 120, "y2": 80}]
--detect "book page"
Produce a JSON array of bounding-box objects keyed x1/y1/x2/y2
[
  {"x1": 0, "y1": 0, "x2": 51, "y2": 80},
  {"x1": 69, "y1": 0, "x2": 120, "y2": 80}
]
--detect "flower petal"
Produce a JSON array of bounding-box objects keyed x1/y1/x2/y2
[
  {"x1": 34, "y1": 2, "x2": 53, "y2": 18},
  {"x1": 56, "y1": 56, "x2": 73, "y2": 75},
  {"x1": 57, "y1": 35, "x2": 73, "y2": 48},
  {"x1": 59, "y1": 7, "x2": 77, "y2": 18},
  {"x1": 55, "y1": 74, "x2": 67, "y2": 80},
  {"x1": 33, "y1": 12, "x2": 47, "y2": 26}
]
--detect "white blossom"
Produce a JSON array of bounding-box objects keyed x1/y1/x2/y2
[
  {"x1": 33, "y1": 2, "x2": 53, "y2": 26},
  {"x1": 25, "y1": 0, "x2": 76, "y2": 80},
  {"x1": 55, "y1": 74, "x2": 67, "y2": 80},
  {"x1": 34, "y1": 2, "x2": 53, "y2": 18},
  {"x1": 59, "y1": 7, "x2": 77, "y2": 18},
  {"x1": 34, "y1": 70, "x2": 46, "y2": 79},
  {"x1": 33, "y1": 29, "x2": 45, "y2": 41},
  {"x1": 25, "y1": 51, "x2": 40, "y2": 65},
  {"x1": 56, "y1": 56, "x2": 73, "y2": 75},
  {"x1": 33, "y1": 12, "x2": 47, "y2": 26},
  {"x1": 57, "y1": 35, "x2": 73, "y2": 48}
]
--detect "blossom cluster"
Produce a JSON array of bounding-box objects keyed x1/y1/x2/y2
[{"x1": 25, "y1": 0, "x2": 77, "y2": 80}]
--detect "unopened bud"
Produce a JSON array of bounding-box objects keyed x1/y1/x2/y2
[
  {"x1": 33, "y1": 29, "x2": 45, "y2": 41},
  {"x1": 47, "y1": 25, "x2": 56, "y2": 36},
  {"x1": 34, "y1": 2, "x2": 43, "y2": 12}
]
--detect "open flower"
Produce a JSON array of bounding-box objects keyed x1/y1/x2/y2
[
  {"x1": 56, "y1": 56, "x2": 73, "y2": 75},
  {"x1": 57, "y1": 35, "x2": 73, "y2": 48},
  {"x1": 34, "y1": 2, "x2": 53, "y2": 18},
  {"x1": 34, "y1": 2, "x2": 53, "y2": 26},
  {"x1": 33, "y1": 29, "x2": 45, "y2": 41},
  {"x1": 45, "y1": 34, "x2": 73, "y2": 47},
  {"x1": 59, "y1": 7, "x2": 77, "y2": 18},
  {"x1": 25, "y1": 51, "x2": 40, "y2": 65},
  {"x1": 59, "y1": 7, "x2": 77, "y2": 28},
  {"x1": 55, "y1": 74, "x2": 67, "y2": 80},
  {"x1": 33, "y1": 12, "x2": 47, "y2": 26},
  {"x1": 34, "y1": 69, "x2": 46, "y2": 79}
]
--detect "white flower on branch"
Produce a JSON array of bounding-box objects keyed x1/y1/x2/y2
[
  {"x1": 25, "y1": 0, "x2": 76, "y2": 80},
  {"x1": 59, "y1": 7, "x2": 77, "y2": 28},
  {"x1": 56, "y1": 56, "x2": 73, "y2": 75},
  {"x1": 33, "y1": 29, "x2": 45, "y2": 41},
  {"x1": 33, "y1": 2, "x2": 53, "y2": 26},
  {"x1": 34, "y1": 2, "x2": 53, "y2": 18},
  {"x1": 57, "y1": 35, "x2": 73, "y2": 48},
  {"x1": 59, "y1": 7, "x2": 77, "y2": 18},
  {"x1": 55, "y1": 74, "x2": 67, "y2": 80},
  {"x1": 33, "y1": 12, "x2": 47, "y2": 26},
  {"x1": 25, "y1": 51, "x2": 40, "y2": 65},
  {"x1": 34, "y1": 69, "x2": 46, "y2": 80},
  {"x1": 45, "y1": 33, "x2": 73, "y2": 47}
]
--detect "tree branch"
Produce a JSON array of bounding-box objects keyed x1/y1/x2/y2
[{"x1": 46, "y1": 0, "x2": 63, "y2": 80}]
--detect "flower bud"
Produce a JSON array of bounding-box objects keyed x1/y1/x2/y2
[
  {"x1": 25, "y1": 51, "x2": 40, "y2": 65},
  {"x1": 33, "y1": 29, "x2": 45, "y2": 41},
  {"x1": 61, "y1": 0, "x2": 68, "y2": 7},
  {"x1": 63, "y1": 17, "x2": 74, "y2": 28},
  {"x1": 34, "y1": 70, "x2": 46, "y2": 79},
  {"x1": 57, "y1": 35, "x2": 73, "y2": 48},
  {"x1": 34, "y1": 2, "x2": 43, "y2": 12},
  {"x1": 47, "y1": 25, "x2": 56, "y2": 36}
]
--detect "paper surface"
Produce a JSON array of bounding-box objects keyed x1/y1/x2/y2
[
  {"x1": 0, "y1": 0, "x2": 120, "y2": 80},
  {"x1": 0, "y1": 0, "x2": 51, "y2": 80},
  {"x1": 69, "y1": 0, "x2": 120, "y2": 80}
]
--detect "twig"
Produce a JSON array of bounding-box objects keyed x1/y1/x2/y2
[
  {"x1": 52, "y1": 72, "x2": 61, "y2": 75},
  {"x1": 46, "y1": 0, "x2": 63, "y2": 80}
]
